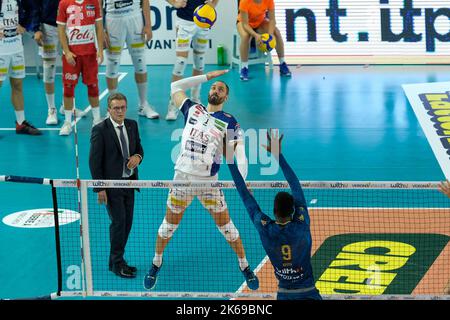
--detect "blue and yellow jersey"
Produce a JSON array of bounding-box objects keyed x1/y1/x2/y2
[
  {"x1": 229, "y1": 154, "x2": 316, "y2": 290},
  {"x1": 176, "y1": 0, "x2": 204, "y2": 22}
]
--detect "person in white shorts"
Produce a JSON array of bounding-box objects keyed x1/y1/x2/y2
[
  {"x1": 164, "y1": 0, "x2": 219, "y2": 120},
  {"x1": 144, "y1": 70, "x2": 259, "y2": 291},
  {"x1": 32, "y1": 0, "x2": 83, "y2": 125},
  {"x1": 102, "y1": 0, "x2": 159, "y2": 119},
  {"x1": 0, "y1": 0, "x2": 41, "y2": 135}
]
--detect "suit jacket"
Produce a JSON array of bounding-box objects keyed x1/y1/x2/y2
[{"x1": 89, "y1": 118, "x2": 144, "y2": 192}]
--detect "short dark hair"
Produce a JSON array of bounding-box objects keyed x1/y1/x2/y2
[
  {"x1": 217, "y1": 81, "x2": 229, "y2": 95},
  {"x1": 107, "y1": 92, "x2": 127, "y2": 108},
  {"x1": 274, "y1": 192, "x2": 295, "y2": 218}
]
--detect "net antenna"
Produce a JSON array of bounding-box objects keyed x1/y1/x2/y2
[{"x1": 72, "y1": 108, "x2": 88, "y2": 297}]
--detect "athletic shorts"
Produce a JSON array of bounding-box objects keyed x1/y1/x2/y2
[
  {"x1": 175, "y1": 17, "x2": 210, "y2": 52},
  {"x1": 62, "y1": 53, "x2": 98, "y2": 87},
  {"x1": 0, "y1": 51, "x2": 25, "y2": 81},
  {"x1": 277, "y1": 288, "x2": 322, "y2": 300},
  {"x1": 167, "y1": 170, "x2": 227, "y2": 214},
  {"x1": 40, "y1": 24, "x2": 60, "y2": 59},
  {"x1": 105, "y1": 14, "x2": 146, "y2": 57}
]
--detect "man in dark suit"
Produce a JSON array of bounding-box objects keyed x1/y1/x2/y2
[{"x1": 89, "y1": 92, "x2": 144, "y2": 278}]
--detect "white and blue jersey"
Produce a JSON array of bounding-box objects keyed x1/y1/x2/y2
[
  {"x1": 229, "y1": 154, "x2": 321, "y2": 299},
  {"x1": 175, "y1": 98, "x2": 243, "y2": 177},
  {"x1": 104, "y1": 0, "x2": 141, "y2": 18}
]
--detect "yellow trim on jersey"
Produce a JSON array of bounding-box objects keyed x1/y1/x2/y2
[
  {"x1": 109, "y1": 46, "x2": 122, "y2": 53},
  {"x1": 196, "y1": 38, "x2": 208, "y2": 44},
  {"x1": 130, "y1": 43, "x2": 145, "y2": 49},
  {"x1": 11, "y1": 65, "x2": 25, "y2": 71},
  {"x1": 169, "y1": 196, "x2": 188, "y2": 207},
  {"x1": 43, "y1": 44, "x2": 56, "y2": 51},
  {"x1": 0, "y1": 68, "x2": 8, "y2": 74},
  {"x1": 202, "y1": 199, "x2": 219, "y2": 207}
]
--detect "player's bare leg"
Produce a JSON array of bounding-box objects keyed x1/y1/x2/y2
[
  {"x1": 166, "y1": 50, "x2": 188, "y2": 120},
  {"x1": 210, "y1": 208, "x2": 259, "y2": 290},
  {"x1": 210, "y1": 209, "x2": 246, "y2": 259},
  {"x1": 144, "y1": 206, "x2": 186, "y2": 290}
]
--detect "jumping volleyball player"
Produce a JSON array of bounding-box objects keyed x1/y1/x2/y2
[
  {"x1": 228, "y1": 130, "x2": 322, "y2": 300},
  {"x1": 102, "y1": 0, "x2": 159, "y2": 119},
  {"x1": 164, "y1": 0, "x2": 219, "y2": 121},
  {"x1": 144, "y1": 70, "x2": 259, "y2": 291},
  {"x1": 57, "y1": 0, "x2": 103, "y2": 136}
]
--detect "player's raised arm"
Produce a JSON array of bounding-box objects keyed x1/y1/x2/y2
[
  {"x1": 262, "y1": 130, "x2": 307, "y2": 209},
  {"x1": 170, "y1": 69, "x2": 229, "y2": 108},
  {"x1": 228, "y1": 162, "x2": 262, "y2": 223}
]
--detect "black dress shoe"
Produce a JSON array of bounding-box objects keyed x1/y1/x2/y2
[
  {"x1": 125, "y1": 264, "x2": 137, "y2": 274},
  {"x1": 111, "y1": 265, "x2": 136, "y2": 278}
]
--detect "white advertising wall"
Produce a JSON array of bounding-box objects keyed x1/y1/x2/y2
[
  {"x1": 275, "y1": 0, "x2": 450, "y2": 64},
  {"x1": 23, "y1": 0, "x2": 450, "y2": 66}
]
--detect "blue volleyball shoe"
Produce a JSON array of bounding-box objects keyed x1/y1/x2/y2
[
  {"x1": 143, "y1": 263, "x2": 161, "y2": 290},
  {"x1": 240, "y1": 67, "x2": 249, "y2": 81},
  {"x1": 241, "y1": 266, "x2": 259, "y2": 290},
  {"x1": 280, "y1": 62, "x2": 292, "y2": 77}
]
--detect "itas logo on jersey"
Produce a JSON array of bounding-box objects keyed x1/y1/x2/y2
[
  {"x1": 114, "y1": 0, "x2": 133, "y2": 10},
  {"x1": 189, "y1": 127, "x2": 211, "y2": 145}
]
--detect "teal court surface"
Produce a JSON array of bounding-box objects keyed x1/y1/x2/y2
[{"x1": 0, "y1": 64, "x2": 449, "y2": 299}]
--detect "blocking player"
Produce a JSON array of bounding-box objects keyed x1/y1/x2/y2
[
  {"x1": 164, "y1": 0, "x2": 219, "y2": 121},
  {"x1": 144, "y1": 70, "x2": 259, "y2": 291},
  {"x1": 228, "y1": 130, "x2": 322, "y2": 300},
  {"x1": 0, "y1": 0, "x2": 41, "y2": 135},
  {"x1": 57, "y1": 0, "x2": 103, "y2": 136},
  {"x1": 102, "y1": 0, "x2": 159, "y2": 119}
]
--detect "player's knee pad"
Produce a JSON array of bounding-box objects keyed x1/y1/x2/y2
[
  {"x1": 131, "y1": 51, "x2": 147, "y2": 74},
  {"x1": 218, "y1": 220, "x2": 239, "y2": 242},
  {"x1": 63, "y1": 83, "x2": 75, "y2": 98},
  {"x1": 87, "y1": 84, "x2": 99, "y2": 97},
  {"x1": 105, "y1": 53, "x2": 121, "y2": 79},
  {"x1": 158, "y1": 218, "x2": 179, "y2": 240},
  {"x1": 172, "y1": 56, "x2": 188, "y2": 77},
  {"x1": 192, "y1": 51, "x2": 205, "y2": 72},
  {"x1": 43, "y1": 59, "x2": 56, "y2": 83}
]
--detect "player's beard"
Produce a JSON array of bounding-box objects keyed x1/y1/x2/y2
[{"x1": 208, "y1": 93, "x2": 225, "y2": 106}]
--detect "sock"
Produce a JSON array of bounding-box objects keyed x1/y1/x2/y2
[
  {"x1": 46, "y1": 93, "x2": 55, "y2": 110},
  {"x1": 15, "y1": 110, "x2": 25, "y2": 125},
  {"x1": 91, "y1": 106, "x2": 101, "y2": 121},
  {"x1": 153, "y1": 253, "x2": 163, "y2": 267},
  {"x1": 241, "y1": 61, "x2": 249, "y2": 69},
  {"x1": 65, "y1": 110, "x2": 72, "y2": 123},
  {"x1": 108, "y1": 88, "x2": 118, "y2": 95},
  {"x1": 238, "y1": 257, "x2": 249, "y2": 271},
  {"x1": 279, "y1": 57, "x2": 286, "y2": 64},
  {"x1": 137, "y1": 82, "x2": 148, "y2": 107}
]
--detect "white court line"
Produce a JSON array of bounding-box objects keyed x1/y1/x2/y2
[{"x1": 0, "y1": 72, "x2": 127, "y2": 131}]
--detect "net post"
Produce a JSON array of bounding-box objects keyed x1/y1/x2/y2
[
  {"x1": 80, "y1": 180, "x2": 94, "y2": 296},
  {"x1": 50, "y1": 180, "x2": 63, "y2": 297}
]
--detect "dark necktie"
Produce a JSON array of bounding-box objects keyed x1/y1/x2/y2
[{"x1": 118, "y1": 125, "x2": 131, "y2": 176}]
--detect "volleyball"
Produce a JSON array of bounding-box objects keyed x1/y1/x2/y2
[
  {"x1": 193, "y1": 4, "x2": 217, "y2": 29},
  {"x1": 258, "y1": 33, "x2": 276, "y2": 53}
]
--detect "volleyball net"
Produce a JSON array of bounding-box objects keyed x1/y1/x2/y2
[{"x1": 2, "y1": 176, "x2": 450, "y2": 299}]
